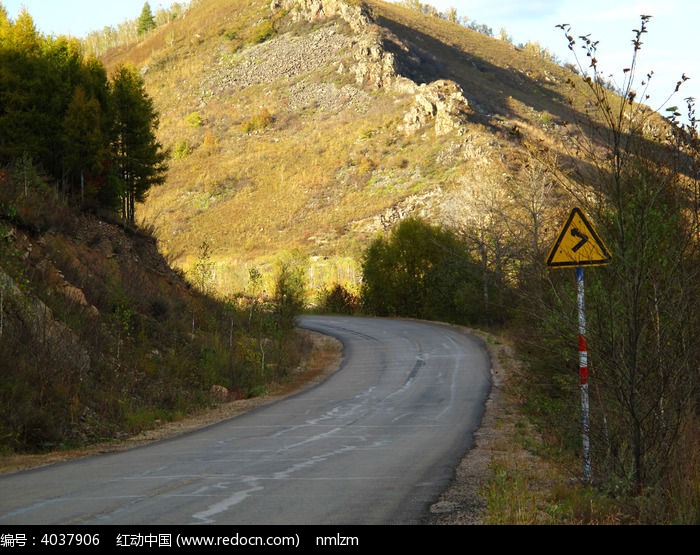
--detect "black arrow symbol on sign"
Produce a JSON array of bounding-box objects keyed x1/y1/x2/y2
[{"x1": 570, "y1": 227, "x2": 588, "y2": 252}]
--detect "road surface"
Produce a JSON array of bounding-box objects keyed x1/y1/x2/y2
[{"x1": 0, "y1": 316, "x2": 491, "y2": 525}]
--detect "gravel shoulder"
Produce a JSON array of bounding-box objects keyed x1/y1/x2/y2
[
  {"x1": 1, "y1": 326, "x2": 522, "y2": 525},
  {"x1": 423, "y1": 328, "x2": 511, "y2": 524}
]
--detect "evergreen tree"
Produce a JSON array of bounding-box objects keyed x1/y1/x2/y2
[
  {"x1": 0, "y1": 9, "x2": 44, "y2": 167},
  {"x1": 137, "y1": 2, "x2": 156, "y2": 36},
  {"x1": 0, "y1": 5, "x2": 167, "y2": 217},
  {"x1": 62, "y1": 86, "x2": 104, "y2": 204},
  {"x1": 0, "y1": 5, "x2": 12, "y2": 42},
  {"x1": 7, "y1": 8, "x2": 40, "y2": 54},
  {"x1": 40, "y1": 36, "x2": 87, "y2": 181},
  {"x1": 110, "y1": 65, "x2": 167, "y2": 224}
]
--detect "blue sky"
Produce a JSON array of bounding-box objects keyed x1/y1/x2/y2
[
  {"x1": 2, "y1": 0, "x2": 698, "y2": 118},
  {"x1": 1, "y1": 1, "x2": 180, "y2": 37},
  {"x1": 424, "y1": 0, "x2": 700, "y2": 118},
  {"x1": 432, "y1": 0, "x2": 699, "y2": 116}
]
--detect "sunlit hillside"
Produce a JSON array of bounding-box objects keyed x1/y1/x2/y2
[{"x1": 101, "y1": 0, "x2": 600, "y2": 298}]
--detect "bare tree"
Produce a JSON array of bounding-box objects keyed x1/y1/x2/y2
[{"x1": 526, "y1": 16, "x2": 700, "y2": 493}]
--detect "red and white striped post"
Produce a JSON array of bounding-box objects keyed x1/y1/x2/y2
[
  {"x1": 546, "y1": 207, "x2": 610, "y2": 483},
  {"x1": 576, "y1": 267, "x2": 592, "y2": 482}
]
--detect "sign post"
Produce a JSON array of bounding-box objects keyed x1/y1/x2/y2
[
  {"x1": 546, "y1": 207, "x2": 611, "y2": 483},
  {"x1": 576, "y1": 266, "x2": 591, "y2": 482}
]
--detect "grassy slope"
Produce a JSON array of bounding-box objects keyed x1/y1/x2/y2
[{"x1": 101, "y1": 0, "x2": 583, "y2": 298}]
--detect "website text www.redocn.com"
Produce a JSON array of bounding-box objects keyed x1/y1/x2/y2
[{"x1": 175, "y1": 534, "x2": 300, "y2": 547}]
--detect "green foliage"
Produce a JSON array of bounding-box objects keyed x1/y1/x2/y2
[
  {"x1": 191, "y1": 240, "x2": 215, "y2": 294},
  {"x1": 515, "y1": 17, "x2": 700, "y2": 511},
  {"x1": 184, "y1": 111, "x2": 203, "y2": 127},
  {"x1": 241, "y1": 107, "x2": 273, "y2": 134},
  {"x1": 173, "y1": 140, "x2": 191, "y2": 159},
  {"x1": 0, "y1": 10, "x2": 166, "y2": 219},
  {"x1": 249, "y1": 19, "x2": 275, "y2": 44},
  {"x1": 137, "y1": 2, "x2": 156, "y2": 36},
  {"x1": 538, "y1": 111, "x2": 553, "y2": 128},
  {"x1": 317, "y1": 284, "x2": 360, "y2": 315},
  {"x1": 360, "y1": 217, "x2": 503, "y2": 325},
  {"x1": 0, "y1": 225, "x2": 27, "y2": 292},
  {"x1": 62, "y1": 85, "x2": 107, "y2": 206},
  {"x1": 273, "y1": 258, "x2": 306, "y2": 332},
  {"x1": 111, "y1": 64, "x2": 168, "y2": 223},
  {"x1": 12, "y1": 152, "x2": 40, "y2": 198},
  {"x1": 482, "y1": 461, "x2": 547, "y2": 524}
]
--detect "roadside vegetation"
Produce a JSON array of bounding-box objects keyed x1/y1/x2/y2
[
  {"x1": 318, "y1": 6, "x2": 700, "y2": 524},
  {"x1": 0, "y1": 6, "x2": 308, "y2": 453},
  {"x1": 0, "y1": 176, "x2": 309, "y2": 452}
]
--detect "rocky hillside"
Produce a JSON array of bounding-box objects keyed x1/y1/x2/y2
[
  {"x1": 0, "y1": 186, "x2": 311, "y2": 452},
  {"x1": 103, "y1": 0, "x2": 586, "y2": 298}
]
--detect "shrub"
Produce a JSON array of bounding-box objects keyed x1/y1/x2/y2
[
  {"x1": 360, "y1": 216, "x2": 500, "y2": 325},
  {"x1": 173, "y1": 140, "x2": 191, "y2": 159},
  {"x1": 184, "y1": 111, "x2": 203, "y2": 127},
  {"x1": 318, "y1": 283, "x2": 360, "y2": 314},
  {"x1": 241, "y1": 108, "x2": 273, "y2": 134},
  {"x1": 248, "y1": 20, "x2": 275, "y2": 45}
]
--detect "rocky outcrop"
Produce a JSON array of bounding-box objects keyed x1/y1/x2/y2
[
  {"x1": 272, "y1": 0, "x2": 373, "y2": 33},
  {"x1": 400, "y1": 79, "x2": 472, "y2": 136},
  {"x1": 272, "y1": 0, "x2": 400, "y2": 90},
  {"x1": 271, "y1": 1, "x2": 471, "y2": 132},
  {"x1": 351, "y1": 34, "x2": 399, "y2": 89},
  {"x1": 346, "y1": 188, "x2": 444, "y2": 234},
  {"x1": 0, "y1": 268, "x2": 91, "y2": 375}
]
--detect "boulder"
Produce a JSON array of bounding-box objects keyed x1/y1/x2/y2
[{"x1": 401, "y1": 79, "x2": 472, "y2": 136}]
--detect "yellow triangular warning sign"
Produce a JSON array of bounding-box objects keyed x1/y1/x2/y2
[{"x1": 546, "y1": 207, "x2": 612, "y2": 268}]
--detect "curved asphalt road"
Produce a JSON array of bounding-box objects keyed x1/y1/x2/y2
[{"x1": 0, "y1": 316, "x2": 491, "y2": 525}]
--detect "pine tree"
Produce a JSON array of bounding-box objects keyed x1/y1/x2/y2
[
  {"x1": 7, "y1": 8, "x2": 40, "y2": 53},
  {"x1": 110, "y1": 65, "x2": 167, "y2": 224},
  {"x1": 0, "y1": 9, "x2": 44, "y2": 166},
  {"x1": 137, "y1": 2, "x2": 156, "y2": 36},
  {"x1": 0, "y1": 5, "x2": 12, "y2": 43},
  {"x1": 62, "y1": 86, "x2": 104, "y2": 204}
]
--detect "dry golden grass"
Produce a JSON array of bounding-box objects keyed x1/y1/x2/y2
[{"x1": 97, "y1": 0, "x2": 587, "y2": 299}]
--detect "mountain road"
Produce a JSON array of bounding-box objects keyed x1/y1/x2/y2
[{"x1": 0, "y1": 316, "x2": 492, "y2": 525}]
